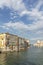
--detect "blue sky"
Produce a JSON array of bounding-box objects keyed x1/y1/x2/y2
[{"x1": 0, "y1": 0, "x2": 43, "y2": 44}]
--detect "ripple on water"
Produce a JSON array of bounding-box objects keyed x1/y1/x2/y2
[{"x1": 0, "y1": 47, "x2": 43, "y2": 65}]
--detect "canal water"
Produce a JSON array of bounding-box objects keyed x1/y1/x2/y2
[{"x1": 0, "y1": 47, "x2": 43, "y2": 65}]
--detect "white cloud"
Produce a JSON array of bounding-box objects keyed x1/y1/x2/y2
[
  {"x1": 21, "y1": 6, "x2": 43, "y2": 21},
  {"x1": 0, "y1": 0, "x2": 43, "y2": 20},
  {"x1": 0, "y1": 0, "x2": 11, "y2": 8},
  {"x1": 0, "y1": 21, "x2": 43, "y2": 41},
  {"x1": 2, "y1": 21, "x2": 29, "y2": 31},
  {"x1": 0, "y1": 0, "x2": 26, "y2": 13},
  {"x1": 10, "y1": 12, "x2": 19, "y2": 20},
  {"x1": 36, "y1": 30, "x2": 43, "y2": 35},
  {"x1": 0, "y1": 0, "x2": 43, "y2": 41},
  {"x1": 20, "y1": 0, "x2": 43, "y2": 21},
  {"x1": 29, "y1": 21, "x2": 43, "y2": 30},
  {"x1": 0, "y1": 20, "x2": 43, "y2": 31},
  {"x1": 0, "y1": 25, "x2": 9, "y2": 30},
  {"x1": 30, "y1": 37, "x2": 43, "y2": 41},
  {"x1": 35, "y1": 0, "x2": 43, "y2": 10}
]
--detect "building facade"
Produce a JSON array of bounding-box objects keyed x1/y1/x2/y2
[
  {"x1": 0, "y1": 33, "x2": 30, "y2": 52},
  {"x1": 33, "y1": 40, "x2": 43, "y2": 47}
]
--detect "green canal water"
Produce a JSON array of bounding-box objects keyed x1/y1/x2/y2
[{"x1": 0, "y1": 47, "x2": 43, "y2": 65}]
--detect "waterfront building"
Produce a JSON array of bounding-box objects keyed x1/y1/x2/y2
[
  {"x1": 33, "y1": 40, "x2": 43, "y2": 47},
  {"x1": 0, "y1": 33, "x2": 30, "y2": 52}
]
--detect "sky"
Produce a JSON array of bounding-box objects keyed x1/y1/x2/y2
[{"x1": 0, "y1": 0, "x2": 43, "y2": 44}]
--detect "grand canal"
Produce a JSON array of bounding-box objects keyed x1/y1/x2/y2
[{"x1": 0, "y1": 47, "x2": 43, "y2": 65}]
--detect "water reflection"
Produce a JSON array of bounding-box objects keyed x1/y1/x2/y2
[
  {"x1": 0, "y1": 53, "x2": 7, "y2": 65},
  {"x1": 0, "y1": 47, "x2": 43, "y2": 65}
]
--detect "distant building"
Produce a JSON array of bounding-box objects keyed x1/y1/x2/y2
[
  {"x1": 33, "y1": 40, "x2": 43, "y2": 47},
  {"x1": 0, "y1": 33, "x2": 30, "y2": 52}
]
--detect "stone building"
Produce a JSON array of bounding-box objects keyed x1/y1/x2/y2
[
  {"x1": 33, "y1": 40, "x2": 43, "y2": 47},
  {"x1": 0, "y1": 33, "x2": 30, "y2": 52}
]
